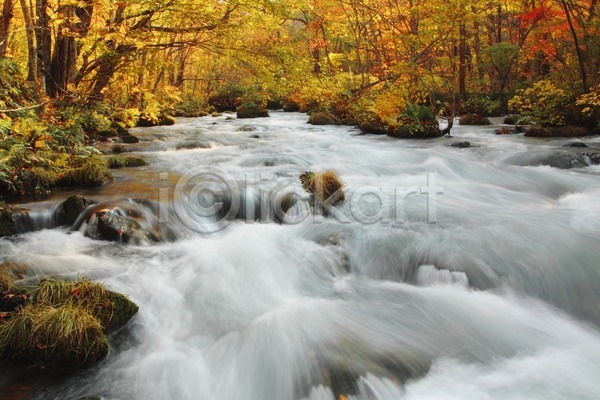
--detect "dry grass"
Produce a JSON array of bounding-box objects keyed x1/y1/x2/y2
[
  {"x1": 0, "y1": 272, "x2": 13, "y2": 292},
  {"x1": 300, "y1": 170, "x2": 345, "y2": 205},
  {"x1": 0, "y1": 303, "x2": 108, "y2": 366},
  {"x1": 32, "y1": 278, "x2": 114, "y2": 325}
]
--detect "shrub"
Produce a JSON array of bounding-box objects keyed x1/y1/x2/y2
[
  {"x1": 459, "y1": 114, "x2": 491, "y2": 125},
  {"x1": 462, "y1": 95, "x2": 502, "y2": 117},
  {"x1": 237, "y1": 102, "x2": 269, "y2": 118},
  {"x1": 508, "y1": 80, "x2": 568, "y2": 126}
]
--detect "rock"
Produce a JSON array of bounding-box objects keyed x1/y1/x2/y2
[
  {"x1": 505, "y1": 149, "x2": 589, "y2": 169},
  {"x1": 563, "y1": 142, "x2": 588, "y2": 148},
  {"x1": 110, "y1": 122, "x2": 129, "y2": 136},
  {"x1": 450, "y1": 141, "x2": 472, "y2": 148},
  {"x1": 496, "y1": 127, "x2": 518, "y2": 135},
  {"x1": 459, "y1": 114, "x2": 491, "y2": 125},
  {"x1": 97, "y1": 129, "x2": 117, "y2": 138},
  {"x1": 308, "y1": 112, "x2": 339, "y2": 125},
  {"x1": 111, "y1": 144, "x2": 127, "y2": 154},
  {"x1": 237, "y1": 125, "x2": 257, "y2": 132},
  {"x1": 0, "y1": 278, "x2": 139, "y2": 368},
  {"x1": 175, "y1": 141, "x2": 211, "y2": 150},
  {"x1": 358, "y1": 120, "x2": 387, "y2": 135},
  {"x1": 120, "y1": 134, "x2": 140, "y2": 144},
  {"x1": 56, "y1": 195, "x2": 89, "y2": 227},
  {"x1": 237, "y1": 103, "x2": 269, "y2": 119},
  {"x1": 73, "y1": 200, "x2": 176, "y2": 244},
  {"x1": 283, "y1": 102, "x2": 300, "y2": 112},
  {"x1": 582, "y1": 152, "x2": 600, "y2": 165},
  {"x1": 136, "y1": 115, "x2": 175, "y2": 127},
  {"x1": 0, "y1": 202, "x2": 17, "y2": 238},
  {"x1": 159, "y1": 115, "x2": 176, "y2": 126},
  {"x1": 250, "y1": 134, "x2": 261, "y2": 139},
  {"x1": 525, "y1": 126, "x2": 590, "y2": 137},
  {"x1": 503, "y1": 116, "x2": 518, "y2": 125}
]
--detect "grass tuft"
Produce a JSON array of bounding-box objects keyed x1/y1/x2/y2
[
  {"x1": 58, "y1": 156, "x2": 112, "y2": 187},
  {"x1": 300, "y1": 170, "x2": 345, "y2": 205}
]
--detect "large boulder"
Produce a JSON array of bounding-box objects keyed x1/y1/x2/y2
[
  {"x1": 388, "y1": 119, "x2": 443, "y2": 139},
  {"x1": 308, "y1": 112, "x2": 340, "y2": 126},
  {"x1": 0, "y1": 202, "x2": 17, "y2": 238},
  {"x1": 73, "y1": 199, "x2": 176, "y2": 244}
]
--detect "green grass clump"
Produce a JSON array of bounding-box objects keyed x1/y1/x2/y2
[
  {"x1": 0, "y1": 304, "x2": 108, "y2": 366},
  {"x1": 300, "y1": 170, "x2": 345, "y2": 206},
  {"x1": 58, "y1": 156, "x2": 112, "y2": 187}
]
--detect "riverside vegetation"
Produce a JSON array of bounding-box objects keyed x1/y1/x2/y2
[{"x1": 1, "y1": 0, "x2": 600, "y2": 200}]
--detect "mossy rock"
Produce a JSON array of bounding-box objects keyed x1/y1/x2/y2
[
  {"x1": 459, "y1": 114, "x2": 491, "y2": 125},
  {"x1": 0, "y1": 303, "x2": 109, "y2": 367},
  {"x1": 503, "y1": 116, "x2": 518, "y2": 125},
  {"x1": 524, "y1": 126, "x2": 590, "y2": 137},
  {"x1": 110, "y1": 122, "x2": 129, "y2": 136},
  {"x1": 0, "y1": 202, "x2": 17, "y2": 238},
  {"x1": 308, "y1": 112, "x2": 340, "y2": 126},
  {"x1": 120, "y1": 134, "x2": 140, "y2": 144},
  {"x1": 111, "y1": 144, "x2": 127, "y2": 154},
  {"x1": 107, "y1": 156, "x2": 148, "y2": 168},
  {"x1": 300, "y1": 171, "x2": 345, "y2": 206},
  {"x1": 56, "y1": 195, "x2": 89, "y2": 226},
  {"x1": 237, "y1": 103, "x2": 269, "y2": 119}
]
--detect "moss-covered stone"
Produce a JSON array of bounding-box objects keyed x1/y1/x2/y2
[
  {"x1": 106, "y1": 155, "x2": 148, "y2": 168},
  {"x1": 120, "y1": 133, "x2": 140, "y2": 144},
  {"x1": 0, "y1": 277, "x2": 138, "y2": 368},
  {"x1": 0, "y1": 202, "x2": 17, "y2": 238},
  {"x1": 459, "y1": 114, "x2": 491, "y2": 125},
  {"x1": 237, "y1": 103, "x2": 269, "y2": 119}
]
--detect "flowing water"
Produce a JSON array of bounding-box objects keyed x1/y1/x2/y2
[{"x1": 1, "y1": 112, "x2": 600, "y2": 399}]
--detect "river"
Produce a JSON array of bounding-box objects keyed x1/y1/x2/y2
[{"x1": 1, "y1": 111, "x2": 599, "y2": 399}]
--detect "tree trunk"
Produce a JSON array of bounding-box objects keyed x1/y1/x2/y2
[
  {"x1": 19, "y1": 0, "x2": 37, "y2": 88},
  {"x1": 0, "y1": 0, "x2": 14, "y2": 57},
  {"x1": 459, "y1": 22, "x2": 467, "y2": 100},
  {"x1": 561, "y1": 0, "x2": 589, "y2": 93},
  {"x1": 34, "y1": 0, "x2": 50, "y2": 92},
  {"x1": 47, "y1": 0, "x2": 94, "y2": 97}
]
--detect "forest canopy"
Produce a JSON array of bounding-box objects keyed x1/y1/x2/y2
[{"x1": 1, "y1": 0, "x2": 599, "y2": 197}]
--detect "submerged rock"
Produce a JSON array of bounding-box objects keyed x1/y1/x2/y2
[
  {"x1": 563, "y1": 142, "x2": 588, "y2": 148},
  {"x1": 449, "y1": 141, "x2": 473, "y2": 148},
  {"x1": 176, "y1": 141, "x2": 211, "y2": 150},
  {"x1": 505, "y1": 149, "x2": 589, "y2": 169}
]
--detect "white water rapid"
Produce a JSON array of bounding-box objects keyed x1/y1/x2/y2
[{"x1": 1, "y1": 111, "x2": 599, "y2": 400}]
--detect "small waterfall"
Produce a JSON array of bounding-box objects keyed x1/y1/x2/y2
[
  {"x1": 416, "y1": 264, "x2": 469, "y2": 288},
  {"x1": 13, "y1": 202, "x2": 62, "y2": 233}
]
